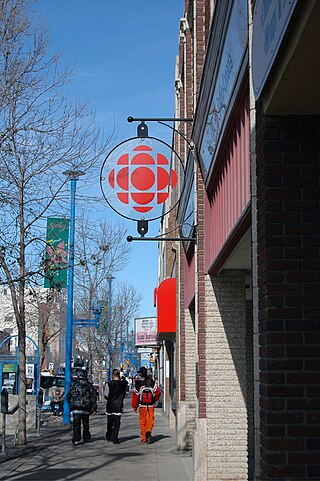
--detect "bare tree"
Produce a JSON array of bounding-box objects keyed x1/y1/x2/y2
[
  {"x1": 74, "y1": 215, "x2": 132, "y2": 305},
  {"x1": 0, "y1": 0, "x2": 111, "y2": 445},
  {"x1": 109, "y1": 283, "x2": 142, "y2": 366},
  {"x1": 75, "y1": 282, "x2": 142, "y2": 381},
  {"x1": 27, "y1": 286, "x2": 66, "y2": 371},
  {"x1": 73, "y1": 216, "x2": 139, "y2": 379}
]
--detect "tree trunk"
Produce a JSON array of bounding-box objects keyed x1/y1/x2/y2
[
  {"x1": 17, "y1": 328, "x2": 27, "y2": 445},
  {"x1": 40, "y1": 303, "x2": 49, "y2": 370},
  {"x1": 17, "y1": 186, "x2": 27, "y2": 446}
]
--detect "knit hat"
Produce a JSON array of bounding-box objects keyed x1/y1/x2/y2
[{"x1": 139, "y1": 366, "x2": 148, "y2": 378}]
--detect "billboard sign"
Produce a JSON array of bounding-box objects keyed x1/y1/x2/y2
[{"x1": 135, "y1": 317, "x2": 157, "y2": 346}]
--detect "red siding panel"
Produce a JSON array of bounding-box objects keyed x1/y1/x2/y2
[{"x1": 205, "y1": 94, "x2": 250, "y2": 271}]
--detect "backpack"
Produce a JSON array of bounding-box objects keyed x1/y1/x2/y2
[{"x1": 139, "y1": 385, "x2": 155, "y2": 406}]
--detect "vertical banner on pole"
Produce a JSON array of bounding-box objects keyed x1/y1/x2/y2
[{"x1": 44, "y1": 218, "x2": 69, "y2": 289}]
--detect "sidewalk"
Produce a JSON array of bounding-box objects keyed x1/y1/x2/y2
[{"x1": 0, "y1": 399, "x2": 193, "y2": 481}]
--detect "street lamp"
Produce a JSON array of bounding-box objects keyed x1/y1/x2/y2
[
  {"x1": 88, "y1": 300, "x2": 104, "y2": 380},
  {"x1": 119, "y1": 305, "x2": 124, "y2": 367},
  {"x1": 63, "y1": 169, "x2": 84, "y2": 425},
  {"x1": 91, "y1": 300, "x2": 104, "y2": 324}
]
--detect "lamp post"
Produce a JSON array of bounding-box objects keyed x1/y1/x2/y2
[
  {"x1": 119, "y1": 305, "x2": 123, "y2": 367},
  {"x1": 106, "y1": 275, "x2": 114, "y2": 382},
  {"x1": 91, "y1": 301, "x2": 104, "y2": 324},
  {"x1": 63, "y1": 169, "x2": 84, "y2": 425},
  {"x1": 89, "y1": 301, "x2": 104, "y2": 379},
  {"x1": 73, "y1": 301, "x2": 104, "y2": 378},
  {"x1": 126, "y1": 316, "x2": 129, "y2": 362}
]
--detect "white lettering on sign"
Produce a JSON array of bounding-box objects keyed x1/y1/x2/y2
[
  {"x1": 200, "y1": 0, "x2": 248, "y2": 173},
  {"x1": 135, "y1": 317, "x2": 158, "y2": 346}
]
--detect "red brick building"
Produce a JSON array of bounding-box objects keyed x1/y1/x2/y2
[{"x1": 156, "y1": 1, "x2": 320, "y2": 480}]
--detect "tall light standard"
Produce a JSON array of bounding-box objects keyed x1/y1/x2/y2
[
  {"x1": 89, "y1": 301, "x2": 104, "y2": 379},
  {"x1": 126, "y1": 315, "x2": 129, "y2": 367},
  {"x1": 63, "y1": 169, "x2": 84, "y2": 425},
  {"x1": 106, "y1": 275, "x2": 114, "y2": 382}
]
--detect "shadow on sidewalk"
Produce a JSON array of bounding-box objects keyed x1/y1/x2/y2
[{"x1": 148, "y1": 434, "x2": 170, "y2": 443}]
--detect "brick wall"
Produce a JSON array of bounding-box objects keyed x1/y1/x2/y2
[
  {"x1": 246, "y1": 299, "x2": 255, "y2": 479},
  {"x1": 256, "y1": 114, "x2": 320, "y2": 480},
  {"x1": 184, "y1": 307, "x2": 197, "y2": 448},
  {"x1": 177, "y1": 0, "x2": 210, "y2": 411},
  {"x1": 179, "y1": 242, "x2": 186, "y2": 402},
  {"x1": 175, "y1": 0, "x2": 211, "y2": 455},
  {"x1": 175, "y1": 0, "x2": 194, "y2": 445},
  {"x1": 194, "y1": 0, "x2": 209, "y2": 107},
  {"x1": 205, "y1": 270, "x2": 248, "y2": 480}
]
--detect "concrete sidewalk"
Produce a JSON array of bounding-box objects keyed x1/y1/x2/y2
[{"x1": 0, "y1": 399, "x2": 193, "y2": 481}]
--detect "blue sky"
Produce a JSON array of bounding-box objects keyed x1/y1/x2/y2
[{"x1": 34, "y1": 1, "x2": 184, "y2": 317}]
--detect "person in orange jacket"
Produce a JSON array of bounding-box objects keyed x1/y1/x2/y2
[{"x1": 132, "y1": 367, "x2": 161, "y2": 444}]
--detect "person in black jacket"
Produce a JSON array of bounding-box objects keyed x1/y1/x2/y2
[
  {"x1": 67, "y1": 370, "x2": 97, "y2": 445},
  {"x1": 104, "y1": 369, "x2": 127, "y2": 444}
]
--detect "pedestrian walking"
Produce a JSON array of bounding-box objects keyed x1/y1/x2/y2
[
  {"x1": 50, "y1": 387, "x2": 64, "y2": 415},
  {"x1": 104, "y1": 368, "x2": 127, "y2": 444},
  {"x1": 66, "y1": 369, "x2": 97, "y2": 445},
  {"x1": 132, "y1": 366, "x2": 161, "y2": 444}
]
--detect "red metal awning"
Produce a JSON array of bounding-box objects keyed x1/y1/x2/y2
[{"x1": 154, "y1": 278, "x2": 176, "y2": 338}]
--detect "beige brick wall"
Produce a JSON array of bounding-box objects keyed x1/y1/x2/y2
[
  {"x1": 205, "y1": 270, "x2": 248, "y2": 481},
  {"x1": 184, "y1": 308, "x2": 197, "y2": 448},
  {"x1": 176, "y1": 307, "x2": 197, "y2": 450}
]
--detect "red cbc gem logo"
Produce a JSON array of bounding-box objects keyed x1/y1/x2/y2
[{"x1": 108, "y1": 144, "x2": 178, "y2": 214}]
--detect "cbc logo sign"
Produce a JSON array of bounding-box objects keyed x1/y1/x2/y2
[{"x1": 106, "y1": 143, "x2": 178, "y2": 216}]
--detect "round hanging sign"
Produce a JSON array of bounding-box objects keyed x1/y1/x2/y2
[{"x1": 100, "y1": 137, "x2": 184, "y2": 221}]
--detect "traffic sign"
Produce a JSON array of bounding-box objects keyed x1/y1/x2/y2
[{"x1": 74, "y1": 319, "x2": 99, "y2": 328}]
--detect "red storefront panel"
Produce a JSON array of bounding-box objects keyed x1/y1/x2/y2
[
  {"x1": 205, "y1": 94, "x2": 250, "y2": 272},
  {"x1": 155, "y1": 278, "x2": 176, "y2": 334}
]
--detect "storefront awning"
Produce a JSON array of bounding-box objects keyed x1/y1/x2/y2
[{"x1": 154, "y1": 278, "x2": 176, "y2": 339}]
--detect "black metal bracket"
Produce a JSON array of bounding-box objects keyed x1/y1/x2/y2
[
  {"x1": 127, "y1": 220, "x2": 196, "y2": 243},
  {"x1": 127, "y1": 116, "x2": 193, "y2": 123},
  {"x1": 126, "y1": 117, "x2": 196, "y2": 244},
  {"x1": 127, "y1": 116, "x2": 194, "y2": 151},
  {"x1": 127, "y1": 235, "x2": 196, "y2": 243},
  {"x1": 137, "y1": 219, "x2": 148, "y2": 237}
]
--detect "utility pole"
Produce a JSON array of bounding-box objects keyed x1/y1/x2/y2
[
  {"x1": 63, "y1": 169, "x2": 84, "y2": 425},
  {"x1": 106, "y1": 275, "x2": 114, "y2": 382}
]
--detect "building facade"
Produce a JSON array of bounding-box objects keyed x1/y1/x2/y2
[
  {"x1": 156, "y1": 1, "x2": 320, "y2": 480},
  {"x1": 0, "y1": 286, "x2": 66, "y2": 369}
]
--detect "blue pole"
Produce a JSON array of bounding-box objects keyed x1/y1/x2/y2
[
  {"x1": 107, "y1": 276, "x2": 114, "y2": 382},
  {"x1": 120, "y1": 316, "x2": 123, "y2": 364},
  {"x1": 107, "y1": 339, "x2": 111, "y2": 383},
  {"x1": 63, "y1": 176, "x2": 77, "y2": 424}
]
